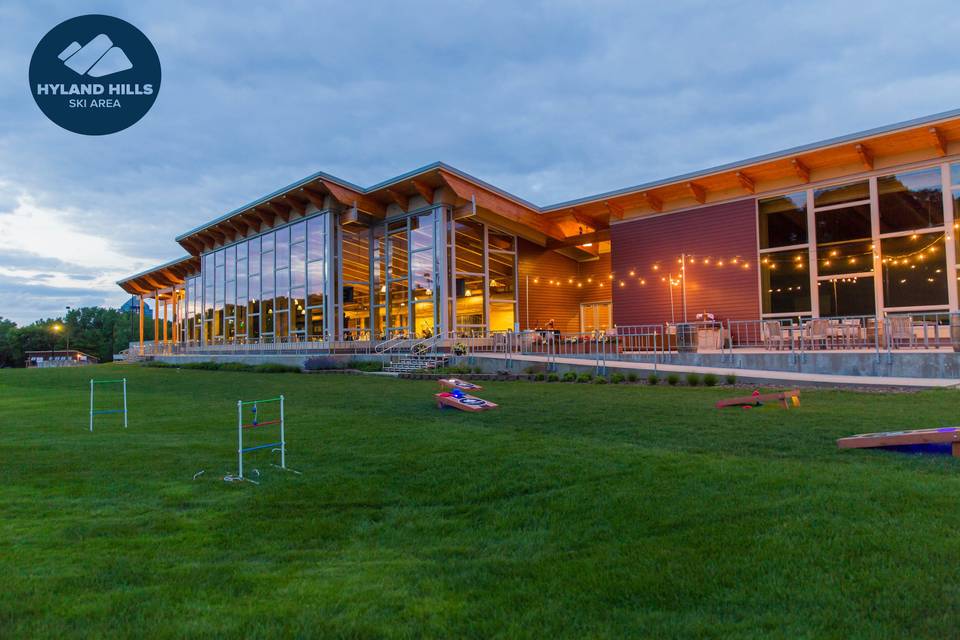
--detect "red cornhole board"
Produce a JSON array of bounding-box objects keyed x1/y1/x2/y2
[
  {"x1": 438, "y1": 378, "x2": 484, "y2": 392},
  {"x1": 837, "y1": 427, "x2": 960, "y2": 456},
  {"x1": 715, "y1": 388, "x2": 800, "y2": 409},
  {"x1": 435, "y1": 392, "x2": 498, "y2": 412}
]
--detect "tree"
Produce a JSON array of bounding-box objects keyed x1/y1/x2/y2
[{"x1": 0, "y1": 317, "x2": 18, "y2": 368}]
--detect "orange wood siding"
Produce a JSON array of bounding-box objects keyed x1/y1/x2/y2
[
  {"x1": 610, "y1": 199, "x2": 760, "y2": 325},
  {"x1": 518, "y1": 240, "x2": 613, "y2": 333}
]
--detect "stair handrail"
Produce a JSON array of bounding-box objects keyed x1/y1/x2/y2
[
  {"x1": 409, "y1": 333, "x2": 442, "y2": 357},
  {"x1": 374, "y1": 335, "x2": 406, "y2": 354}
]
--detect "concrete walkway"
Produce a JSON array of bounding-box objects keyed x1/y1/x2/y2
[{"x1": 478, "y1": 353, "x2": 960, "y2": 389}]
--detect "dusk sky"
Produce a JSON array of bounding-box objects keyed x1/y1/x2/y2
[{"x1": 2, "y1": 1, "x2": 959, "y2": 324}]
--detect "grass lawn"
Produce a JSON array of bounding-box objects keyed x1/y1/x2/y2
[{"x1": 3, "y1": 365, "x2": 960, "y2": 638}]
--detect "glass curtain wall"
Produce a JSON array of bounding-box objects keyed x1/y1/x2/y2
[
  {"x1": 758, "y1": 162, "x2": 954, "y2": 318},
  {"x1": 196, "y1": 207, "x2": 517, "y2": 344},
  {"x1": 200, "y1": 212, "x2": 329, "y2": 344},
  {"x1": 373, "y1": 211, "x2": 440, "y2": 339}
]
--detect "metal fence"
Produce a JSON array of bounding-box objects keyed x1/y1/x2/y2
[{"x1": 129, "y1": 312, "x2": 960, "y2": 365}]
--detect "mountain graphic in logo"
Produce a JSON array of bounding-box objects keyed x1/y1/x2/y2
[{"x1": 58, "y1": 34, "x2": 132, "y2": 78}]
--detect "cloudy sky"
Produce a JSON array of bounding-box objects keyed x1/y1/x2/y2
[{"x1": 1, "y1": 1, "x2": 959, "y2": 324}]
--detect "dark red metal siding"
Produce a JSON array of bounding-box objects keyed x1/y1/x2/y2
[{"x1": 611, "y1": 199, "x2": 760, "y2": 326}]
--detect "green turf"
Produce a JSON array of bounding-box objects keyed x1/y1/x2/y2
[{"x1": 2, "y1": 365, "x2": 960, "y2": 638}]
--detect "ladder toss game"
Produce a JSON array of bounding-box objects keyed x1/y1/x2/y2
[
  {"x1": 235, "y1": 395, "x2": 287, "y2": 482},
  {"x1": 89, "y1": 378, "x2": 128, "y2": 432}
]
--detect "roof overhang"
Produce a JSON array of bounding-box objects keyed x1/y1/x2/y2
[
  {"x1": 541, "y1": 107, "x2": 960, "y2": 221},
  {"x1": 167, "y1": 107, "x2": 960, "y2": 263},
  {"x1": 117, "y1": 255, "x2": 200, "y2": 295}
]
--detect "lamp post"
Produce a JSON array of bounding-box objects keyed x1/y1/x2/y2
[
  {"x1": 50, "y1": 323, "x2": 62, "y2": 352},
  {"x1": 64, "y1": 306, "x2": 71, "y2": 352}
]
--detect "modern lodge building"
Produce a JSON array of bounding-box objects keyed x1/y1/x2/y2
[{"x1": 118, "y1": 109, "x2": 960, "y2": 361}]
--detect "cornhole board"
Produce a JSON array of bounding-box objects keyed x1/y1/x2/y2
[
  {"x1": 837, "y1": 427, "x2": 960, "y2": 456},
  {"x1": 715, "y1": 389, "x2": 800, "y2": 409},
  {"x1": 438, "y1": 378, "x2": 484, "y2": 392},
  {"x1": 435, "y1": 392, "x2": 498, "y2": 412}
]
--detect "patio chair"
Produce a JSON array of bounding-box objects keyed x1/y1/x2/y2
[
  {"x1": 804, "y1": 319, "x2": 831, "y2": 350},
  {"x1": 762, "y1": 320, "x2": 787, "y2": 350},
  {"x1": 887, "y1": 315, "x2": 915, "y2": 349},
  {"x1": 838, "y1": 318, "x2": 863, "y2": 349}
]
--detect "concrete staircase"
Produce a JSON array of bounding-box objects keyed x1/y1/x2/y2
[{"x1": 384, "y1": 354, "x2": 449, "y2": 373}]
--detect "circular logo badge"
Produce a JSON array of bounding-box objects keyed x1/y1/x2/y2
[{"x1": 29, "y1": 15, "x2": 161, "y2": 135}]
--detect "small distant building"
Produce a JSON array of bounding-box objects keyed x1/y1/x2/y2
[
  {"x1": 25, "y1": 350, "x2": 99, "y2": 368},
  {"x1": 120, "y1": 296, "x2": 152, "y2": 319}
]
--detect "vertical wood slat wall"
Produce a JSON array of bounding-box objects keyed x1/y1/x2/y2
[{"x1": 517, "y1": 240, "x2": 613, "y2": 333}]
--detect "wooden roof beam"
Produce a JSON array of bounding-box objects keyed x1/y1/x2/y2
[
  {"x1": 179, "y1": 237, "x2": 203, "y2": 255},
  {"x1": 320, "y1": 179, "x2": 385, "y2": 217},
  {"x1": 283, "y1": 194, "x2": 307, "y2": 215},
  {"x1": 792, "y1": 158, "x2": 810, "y2": 183},
  {"x1": 929, "y1": 127, "x2": 947, "y2": 157},
  {"x1": 453, "y1": 195, "x2": 476, "y2": 220},
  {"x1": 300, "y1": 186, "x2": 327, "y2": 209},
  {"x1": 604, "y1": 200, "x2": 624, "y2": 220},
  {"x1": 735, "y1": 171, "x2": 755, "y2": 194},
  {"x1": 224, "y1": 218, "x2": 248, "y2": 238},
  {"x1": 385, "y1": 188, "x2": 409, "y2": 212},
  {"x1": 643, "y1": 191, "x2": 663, "y2": 212},
  {"x1": 686, "y1": 182, "x2": 706, "y2": 205},
  {"x1": 437, "y1": 169, "x2": 563, "y2": 240},
  {"x1": 570, "y1": 207, "x2": 600, "y2": 230},
  {"x1": 854, "y1": 144, "x2": 873, "y2": 170},
  {"x1": 251, "y1": 206, "x2": 276, "y2": 227},
  {"x1": 143, "y1": 275, "x2": 167, "y2": 290},
  {"x1": 410, "y1": 179, "x2": 434, "y2": 205},
  {"x1": 546, "y1": 229, "x2": 610, "y2": 250},
  {"x1": 264, "y1": 202, "x2": 290, "y2": 224}
]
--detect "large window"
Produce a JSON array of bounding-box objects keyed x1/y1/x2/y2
[
  {"x1": 813, "y1": 180, "x2": 874, "y2": 316},
  {"x1": 758, "y1": 192, "x2": 807, "y2": 249},
  {"x1": 758, "y1": 191, "x2": 812, "y2": 316},
  {"x1": 760, "y1": 250, "x2": 810, "y2": 314},
  {"x1": 878, "y1": 167, "x2": 943, "y2": 233},
  {"x1": 759, "y1": 165, "x2": 956, "y2": 318},
  {"x1": 881, "y1": 233, "x2": 948, "y2": 308}
]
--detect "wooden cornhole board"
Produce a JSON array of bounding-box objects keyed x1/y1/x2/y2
[
  {"x1": 837, "y1": 427, "x2": 960, "y2": 456},
  {"x1": 438, "y1": 378, "x2": 484, "y2": 392},
  {"x1": 715, "y1": 389, "x2": 800, "y2": 409},
  {"x1": 435, "y1": 392, "x2": 498, "y2": 412}
]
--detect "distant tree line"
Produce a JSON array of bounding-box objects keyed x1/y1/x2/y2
[{"x1": 0, "y1": 307, "x2": 167, "y2": 367}]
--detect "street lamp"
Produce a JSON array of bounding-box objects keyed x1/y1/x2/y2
[{"x1": 51, "y1": 323, "x2": 62, "y2": 351}]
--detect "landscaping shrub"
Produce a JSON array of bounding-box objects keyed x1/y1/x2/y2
[
  {"x1": 647, "y1": 373, "x2": 659, "y2": 385},
  {"x1": 473, "y1": 366, "x2": 483, "y2": 374},
  {"x1": 610, "y1": 373, "x2": 624, "y2": 384},
  {"x1": 627, "y1": 372, "x2": 638, "y2": 383},
  {"x1": 144, "y1": 360, "x2": 300, "y2": 374},
  {"x1": 534, "y1": 372, "x2": 546, "y2": 381},
  {"x1": 562, "y1": 371, "x2": 577, "y2": 382},
  {"x1": 593, "y1": 376, "x2": 608, "y2": 384},
  {"x1": 686, "y1": 372, "x2": 701, "y2": 386},
  {"x1": 436, "y1": 365, "x2": 472, "y2": 375},
  {"x1": 577, "y1": 373, "x2": 593, "y2": 383},
  {"x1": 667, "y1": 373, "x2": 679, "y2": 386},
  {"x1": 703, "y1": 373, "x2": 718, "y2": 387},
  {"x1": 254, "y1": 363, "x2": 301, "y2": 374},
  {"x1": 346, "y1": 359, "x2": 383, "y2": 372},
  {"x1": 726, "y1": 373, "x2": 737, "y2": 385},
  {"x1": 547, "y1": 373, "x2": 559, "y2": 382}
]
